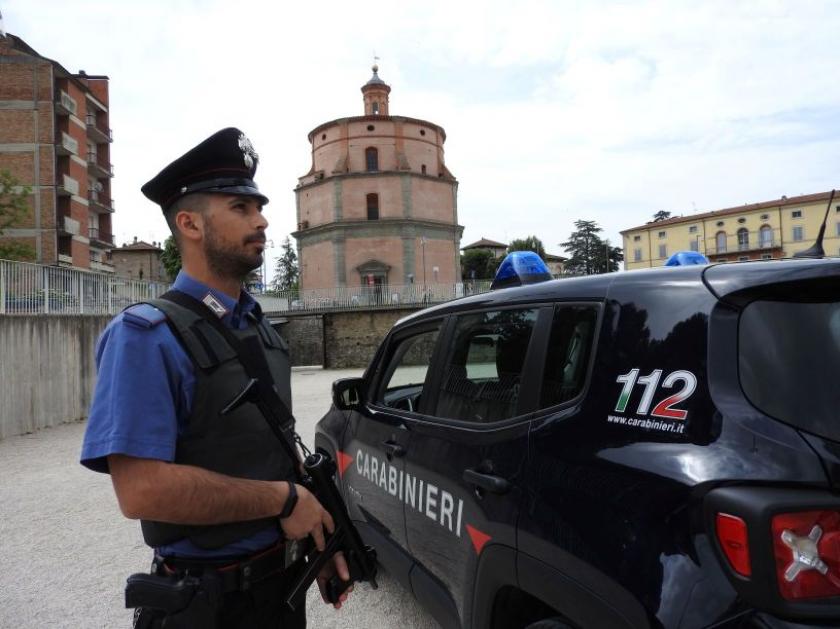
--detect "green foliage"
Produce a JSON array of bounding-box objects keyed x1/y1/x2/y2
[
  {"x1": 652, "y1": 210, "x2": 672, "y2": 222},
  {"x1": 507, "y1": 235, "x2": 546, "y2": 260},
  {"x1": 460, "y1": 249, "x2": 499, "y2": 280},
  {"x1": 160, "y1": 235, "x2": 182, "y2": 280},
  {"x1": 561, "y1": 219, "x2": 624, "y2": 275},
  {"x1": 0, "y1": 170, "x2": 35, "y2": 261},
  {"x1": 273, "y1": 236, "x2": 299, "y2": 291}
]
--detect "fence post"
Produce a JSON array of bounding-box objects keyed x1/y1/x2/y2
[
  {"x1": 0, "y1": 261, "x2": 5, "y2": 315},
  {"x1": 79, "y1": 271, "x2": 84, "y2": 315},
  {"x1": 107, "y1": 276, "x2": 113, "y2": 314},
  {"x1": 43, "y1": 266, "x2": 50, "y2": 314}
]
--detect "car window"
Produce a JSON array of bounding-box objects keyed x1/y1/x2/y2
[
  {"x1": 539, "y1": 305, "x2": 599, "y2": 409},
  {"x1": 740, "y1": 299, "x2": 840, "y2": 442},
  {"x1": 376, "y1": 325, "x2": 441, "y2": 413},
  {"x1": 434, "y1": 308, "x2": 538, "y2": 423}
]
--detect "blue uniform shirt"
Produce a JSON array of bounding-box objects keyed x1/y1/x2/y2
[{"x1": 81, "y1": 271, "x2": 281, "y2": 557}]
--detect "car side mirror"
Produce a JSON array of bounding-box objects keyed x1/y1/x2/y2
[{"x1": 332, "y1": 377, "x2": 365, "y2": 411}]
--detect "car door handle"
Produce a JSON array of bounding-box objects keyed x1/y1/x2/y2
[
  {"x1": 381, "y1": 440, "x2": 406, "y2": 458},
  {"x1": 463, "y1": 469, "x2": 511, "y2": 494}
]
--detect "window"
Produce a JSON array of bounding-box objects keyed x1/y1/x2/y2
[
  {"x1": 366, "y1": 193, "x2": 379, "y2": 220},
  {"x1": 793, "y1": 225, "x2": 804, "y2": 241},
  {"x1": 738, "y1": 256, "x2": 749, "y2": 261},
  {"x1": 761, "y1": 214, "x2": 770, "y2": 220},
  {"x1": 634, "y1": 248, "x2": 642, "y2": 262},
  {"x1": 421, "y1": 164, "x2": 427, "y2": 175},
  {"x1": 419, "y1": 129, "x2": 426, "y2": 136},
  {"x1": 689, "y1": 225, "x2": 698, "y2": 234},
  {"x1": 836, "y1": 222, "x2": 840, "y2": 237},
  {"x1": 792, "y1": 210, "x2": 803, "y2": 218},
  {"x1": 658, "y1": 244, "x2": 667, "y2": 259},
  {"x1": 377, "y1": 325, "x2": 442, "y2": 412},
  {"x1": 372, "y1": 102, "x2": 379, "y2": 115},
  {"x1": 740, "y1": 300, "x2": 840, "y2": 442},
  {"x1": 737, "y1": 218, "x2": 746, "y2": 224},
  {"x1": 761, "y1": 254, "x2": 772, "y2": 260},
  {"x1": 434, "y1": 309, "x2": 538, "y2": 422},
  {"x1": 633, "y1": 235, "x2": 641, "y2": 242},
  {"x1": 716, "y1": 231, "x2": 727, "y2": 254},
  {"x1": 539, "y1": 306, "x2": 598, "y2": 408},
  {"x1": 759, "y1": 225, "x2": 773, "y2": 248},
  {"x1": 690, "y1": 240, "x2": 699, "y2": 252},
  {"x1": 658, "y1": 231, "x2": 666, "y2": 239},
  {"x1": 716, "y1": 221, "x2": 725, "y2": 227},
  {"x1": 737, "y1": 228, "x2": 749, "y2": 251},
  {"x1": 365, "y1": 147, "x2": 378, "y2": 172}
]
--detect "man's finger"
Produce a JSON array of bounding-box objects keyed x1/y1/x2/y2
[
  {"x1": 311, "y1": 525, "x2": 326, "y2": 551},
  {"x1": 323, "y1": 510, "x2": 336, "y2": 535},
  {"x1": 333, "y1": 552, "x2": 350, "y2": 582}
]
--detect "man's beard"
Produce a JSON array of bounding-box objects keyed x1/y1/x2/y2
[{"x1": 204, "y1": 223, "x2": 263, "y2": 282}]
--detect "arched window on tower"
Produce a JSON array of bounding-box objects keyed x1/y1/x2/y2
[
  {"x1": 367, "y1": 193, "x2": 379, "y2": 220},
  {"x1": 372, "y1": 102, "x2": 380, "y2": 115},
  {"x1": 365, "y1": 147, "x2": 379, "y2": 172},
  {"x1": 421, "y1": 164, "x2": 427, "y2": 175}
]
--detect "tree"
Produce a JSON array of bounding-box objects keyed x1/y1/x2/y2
[
  {"x1": 272, "y1": 237, "x2": 299, "y2": 291},
  {"x1": 460, "y1": 249, "x2": 498, "y2": 280},
  {"x1": 507, "y1": 235, "x2": 546, "y2": 260},
  {"x1": 561, "y1": 220, "x2": 623, "y2": 275},
  {"x1": 652, "y1": 210, "x2": 672, "y2": 222},
  {"x1": 0, "y1": 170, "x2": 36, "y2": 261},
  {"x1": 160, "y1": 235, "x2": 182, "y2": 280}
]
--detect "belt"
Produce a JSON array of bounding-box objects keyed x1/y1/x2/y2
[{"x1": 156, "y1": 541, "x2": 302, "y2": 593}]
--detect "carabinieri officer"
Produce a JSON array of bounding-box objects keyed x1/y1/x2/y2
[{"x1": 80, "y1": 128, "x2": 350, "y2": 628}]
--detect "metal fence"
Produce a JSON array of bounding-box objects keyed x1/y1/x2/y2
[
  {"x1": 0, "y1": 258, "x2": 496, "y2": 316},
  {"x1": 257, "y1": 281, "x2": 494, "y2": 313},
  {"x1": 0, "y1": 259, "x2": 170, "y2": 315}
]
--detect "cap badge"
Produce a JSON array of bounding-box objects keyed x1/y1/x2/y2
[{"x1": 238, "y1": 133, "x2": 259, "y2": 169}]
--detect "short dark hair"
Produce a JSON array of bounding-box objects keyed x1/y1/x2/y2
[{"x1": 164, "y1": 193, "x2": 211, "y2": 244}]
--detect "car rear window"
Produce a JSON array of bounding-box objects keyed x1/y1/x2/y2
[{"x1": 740, "y1": 300, "x2": 840, "y2": 442}]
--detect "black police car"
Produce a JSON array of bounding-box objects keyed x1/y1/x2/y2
[{"x1": 315, "y1": 252, "x2": 840, "y2": 628}]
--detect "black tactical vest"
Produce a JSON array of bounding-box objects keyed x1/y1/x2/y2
[{"x1": 138, "y1": 296, "x2": 297, "y2": 550}]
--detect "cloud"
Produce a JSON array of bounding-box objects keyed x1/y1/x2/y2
[{"x1": 6, "y1": 0, "x2": 840, "y2": 263}]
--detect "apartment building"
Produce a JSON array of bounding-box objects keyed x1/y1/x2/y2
[
  {"x1": 0, "y1": 32, "x2": 114, "y2": 272},
  {"x1": 622, "y1": 190, "x2": 839, "y2": 270}
]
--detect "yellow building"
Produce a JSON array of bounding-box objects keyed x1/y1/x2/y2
[{"x1": 621, "y1": 190, "x2": 839, "y2": 270}]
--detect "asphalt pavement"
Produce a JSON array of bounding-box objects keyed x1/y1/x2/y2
[{"x1": 0, "y1": 367, "x2": 440, "y2": 629}]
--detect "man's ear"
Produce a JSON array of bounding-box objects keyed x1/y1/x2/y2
[{"x1": 175, "y1": 210, "x2": 203, "y2": 242}]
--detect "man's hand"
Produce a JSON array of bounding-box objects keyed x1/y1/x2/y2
[
  {"x1": 316, "y1": 552, "x2": 353, "y2": 609},
  {"x1": 279, "y1": 483, "x2": 335, "y2": 551}
]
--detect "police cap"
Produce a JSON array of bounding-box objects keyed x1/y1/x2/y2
[{"x1": 141, "y1": 127, "x2": 270, "y2": 211}]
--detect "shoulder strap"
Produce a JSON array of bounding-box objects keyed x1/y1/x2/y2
[{"x1": 159, "y1": 290, "x2": 306, "y2": 476}]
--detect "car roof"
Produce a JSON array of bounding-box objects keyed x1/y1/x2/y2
[{"x1": 396, "y1": 257, "x2": 840, "y2": 328}]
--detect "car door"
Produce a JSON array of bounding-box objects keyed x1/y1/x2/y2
[
  {"x1": 400, "y1": 305, "x2": 552, "y2": 627},
  {"x1": 341, "y1": 318, "x2": 445, "y2": 556}
]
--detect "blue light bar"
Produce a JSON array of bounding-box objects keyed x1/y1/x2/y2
[
  {"x1": 491, "y1": 251, "x2": 552, "y2": 289},
  {"x1": 665, "y1": 251, "x2": 709, "y2": 266}
]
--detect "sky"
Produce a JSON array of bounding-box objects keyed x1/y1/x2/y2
[{"x1": 5, "y1": 0, "x2": 840, "y2": 269}]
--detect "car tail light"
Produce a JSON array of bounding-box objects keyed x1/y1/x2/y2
[
  {"x1": 716, "y1": 513, "x2": 751, "y2": 577},
  {"x1": 771, "y1": 510, "x2": 840, "y2": 600}
]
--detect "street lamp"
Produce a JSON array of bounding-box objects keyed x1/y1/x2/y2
[{"x1": 262, "y1": 239, "x2": 275, "y2": 293}]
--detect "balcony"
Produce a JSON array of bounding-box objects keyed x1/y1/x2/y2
[
  {"x1": 57, "y1": 174, "x2": 79, "y2": 196},
  {"x1": 86, "y1": 153, "x2": 113, "y2": 179},
  {"x1": 55, "y1": 91, "x2": 77, "y2": 116},
  {"x1": 87, "y1": 190, "x2": 115, "y2": 213},
  {"x1": 85, "y1": 114, "x2": 112, "y2": 143},
  {"x1": 57, "y1": 253, "x2": 73, "y2": 267},
  {"x1": 55, "y1": 132, "x2": 79, "y2": 156},
  {"x1": 89, "y1": 227, "x2": 114, "y2": 247},
  {"x1": 702, "y1": 227, "x2": 783, "y2": 258},
  {"x1": 90, "y1": 259, "x2": 115, "y2": 273},
  {"x1": 58, "y1": 215, "x2": 81, "y2": 236}
]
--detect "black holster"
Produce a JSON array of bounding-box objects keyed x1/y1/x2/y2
[{"x1": 126, "y1": 570, "x2": 221, "y2": 629}]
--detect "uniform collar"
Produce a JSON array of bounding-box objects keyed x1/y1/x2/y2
[{"x1": 172, "y1": 271, "x2": 260, "y2": 327}]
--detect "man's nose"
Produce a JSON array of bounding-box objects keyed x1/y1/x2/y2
[{"x1": 254, "y1": 209, "x2": 269, "y2": 230}]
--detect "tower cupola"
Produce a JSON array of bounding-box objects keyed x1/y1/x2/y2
[{"x1": 361, "y1": 64, "x2": 391, "y2": 116}]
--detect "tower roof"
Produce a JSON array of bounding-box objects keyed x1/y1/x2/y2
[{"x1": 363, "y1": 64, "x2": 388, "y2": 89}]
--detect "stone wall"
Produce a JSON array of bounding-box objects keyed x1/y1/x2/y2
[
  {"x1": 0, "y1": 315, "x2": 109, "y2": 439},
  {"x1": 272, "y1": 314, "x2": 325, "y2": 367},
  {"x1": 323, "y1": 307, "x2": 418, "y2": 369}
]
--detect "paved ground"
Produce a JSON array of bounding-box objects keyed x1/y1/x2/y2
[{"x1": 0, "y1": 367, "x2": 439, "y2": 629}]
